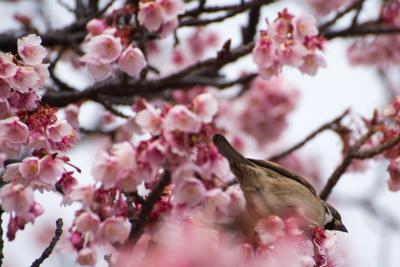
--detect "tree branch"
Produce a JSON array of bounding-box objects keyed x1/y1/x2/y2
[
  {"x1": 269, "y1": 109, "x2": 350, "y2": 162},
  {"x1": 127, "y1": 170, "x2": 171, "y2": 246},
  {"x1": 30, "y1": 218, "x2": 63, "y2": 267}
]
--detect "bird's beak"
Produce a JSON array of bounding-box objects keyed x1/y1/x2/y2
[{"x1": 336, "y1": 223, "x2": 348, "y2": 233}]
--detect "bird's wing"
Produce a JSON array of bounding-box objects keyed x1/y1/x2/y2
[{"x1": 246, "y1": 158, "x2": 317, "y2": 195}]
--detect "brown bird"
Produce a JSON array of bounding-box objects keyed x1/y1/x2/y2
[{"x1": 213, "y1": 134, "x2": 347, "y2": 233}]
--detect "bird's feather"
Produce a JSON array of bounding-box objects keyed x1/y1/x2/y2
[{"x1": 246, "y1": 158, "x2": 317, "y2": 195}]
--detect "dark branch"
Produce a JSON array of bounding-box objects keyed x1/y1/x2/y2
[
  {"x1": 30, "y1": 218, "x2": 63, "y2": 267},
  {"x1": 127, "y1": 170, "x2": 171, "y2": 245},
  {"x1": 353, "y1": 135, "x2": 400, "y2": 159}
]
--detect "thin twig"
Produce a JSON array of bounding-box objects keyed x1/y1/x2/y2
[
  {"x1": 30, "y1": 218, "x2": 63, "y2": 267},
  {"x1": 269, "y1": 109, "x2": 350, "y2": 161}
]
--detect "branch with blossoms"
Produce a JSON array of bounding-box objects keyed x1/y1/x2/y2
[{"x1": 2, "y1": 0, "x2": 400, "y2": 266}]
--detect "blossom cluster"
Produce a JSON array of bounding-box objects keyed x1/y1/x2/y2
[
  {"x1": 347, "y1": 0, "x2": 400, "y2": 66},
  {"x1": 65, "y1": 92, "x2": 251, "y2": 265},
  {"x1": 252, "y1": 9, "x2": 326, "y2": 79},
  {"x1": 138, "y1": 0, "x2": 185, "y2": 34},
  {"x1": 307, "y1": 0, "x2": 355, "y2": 16},
  {"x1": 112, "y1": 215, "x2": 339, "y2": 267},
  {"x1": 218, "y1": 77, "x2": 298, "y2": 147},
  {"x1": 0, "y1": 36, "x2": 79, "y2": 240},
  {"x1": 380, "y1": 97, "x2": 400, "y2": 191},
  {"x1": 0, "y1": 34, "x2": 48, "y2": 119},
  {"x1": 81, "y1": 20, "x2": 146, "y2": 81}
]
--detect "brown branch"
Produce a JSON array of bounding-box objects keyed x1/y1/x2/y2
[
  {"x1": 353, "y1": 135, "x2": 400, "y2": 159},
  {"x1": 269, "y1": 109, "x2": 350, "y2": 162},
  {"x1": 319, "y1": 128, "x2": 374, "y2": 201},
  {"x1": 324, "y1": 22, "x2": 400, "y2": 40},
  {"x1": 30, "y1": 218, "x2": 63, "y2": 267},
  {"x1": 319, "y1": 1, "x2": 362, "y2": 32},
  {"x1": 127, "y1": 170, "x2": 171, "y2": 246},
  {"x1": 242, "y1": 5, "x2": 261, "y2": 44},
  {"x1": 42, "y1": 42, "x2": 255, "y2": 107}
]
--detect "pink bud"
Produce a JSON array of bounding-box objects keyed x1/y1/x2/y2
[
  {"x1": 83, "y1": 34, "x2": 122, "y2": 64},
  {"x1": 252, "y1": 35, "x2": 276, "y2": 69},
  {"x1": 17, "y1": 34, "x2": 47, "y2": 65},
  {"x1": 388, "y1": 158, "x2": 400, "y2": 192},
  {"x1": 118, "y1": 46, "x2": 146, "y2": 77},
  {"x1": 86, "y1": 19, "x2": 106, "y2": 35}
]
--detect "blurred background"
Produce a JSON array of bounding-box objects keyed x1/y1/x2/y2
[{"x1": 1, "y1": 0, "x2": 399, "y2": 266}]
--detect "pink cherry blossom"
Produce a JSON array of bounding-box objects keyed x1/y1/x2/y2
[
  {"x1": 0, "y1": 183, "x2": 34, "y2": 215},
  {"x1": 46, "y1": 120, "x2": 74, "y2": 142},
  {"x1": 98, "y1": 216, "x2": 130, "y2": 244},
  {"x1": 158, "y1": 0, "x2": 185, "y2": 20},
  {"x1": 77, "y1": 247, "x2": 97, "y2": 266},
  {"x1": 299, "y1": 54, "x2": 327, "y2": 75},
  {"x1": 158, "y1": 18, "x2": 179, "y2": 38},
  {"x1": 83, "y1": 34, "x2": 122, "y2": 64},
  {"x1": 163, "y1": 105, "x2": 201, "y2": 133},
  {"x1": 0, "y1": 116, "x2": 29, "y2": 143},
  {"x1": 32, "y1": 63, "x2": 49, "y2": 88},
  {"x1": 6, "y1": 66, "x2": 39, "y2": 93},
  {"x1": 136, "y1": 104, "x2": 163, "y2": 134},
  {"x1": 87, "y1": 62, "x2": 112, "y2": 81},
  {"x1": 255, "y1": 216, "x2": 286, "y2": 244},
  {"x1": 138, "y1": 2, "x2": 165, "y2": 32},
  {"x1": 75, "y1": 211, "x2": 100, "y2": 233},
  {"x1": 279, "y1": 42, "x2": 308, "y2": 67},
  {"x1": 92, "y1": 152, "x2": 120, "y2": 189},
  {"x1": 192, "y1": 93, "x2": 218, "y2": 123},
  {"x1": 0, "y1": 52, "x2": 17, "y2": 78},
  {"x1": 173, "y1": 177, "x2": 207, "y2": 207},
  {"x1": 19, "y1": 157, "x2": 40, "y2": 181},
  {"x1": 252, "y1": 34, "x2": 276, "y2": 69},
  {"x1": 86, "y1": 18, "x2": 106, "y2": 36},
  {"x1": 3, "y1": 163, "x2": 22, "y2": 183},
  {"x1": 293, "y1": 14, "x2": 319, "y2": 41},
  {"x1": 17, "y1": 34, "x2": 47, "y2": 65},
  {"x1": 37, "y1": 155, "x2": 64, "y2": 188},
  {"x1": 112, "y1": 141, "x2": 136, "y2": 168},
  {"x1": 118, "y1": 46, "x2": 146, "y2": 78},
  {"x1": 201, "y1": 189, "x2": 231, "y2": 223}
]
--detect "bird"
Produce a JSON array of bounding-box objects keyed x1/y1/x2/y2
[{"x1": 213, "y1": 133, "x2": 347, "y2": 233}]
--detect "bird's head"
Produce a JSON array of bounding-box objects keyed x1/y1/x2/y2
[{"x1": 324, "y1": 203, "x2": 348, "y2": 233}]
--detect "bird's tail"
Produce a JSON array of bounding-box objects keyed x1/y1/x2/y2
[{"x1": 213, "y1": 134, "x2": 252, "y2": 166}]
